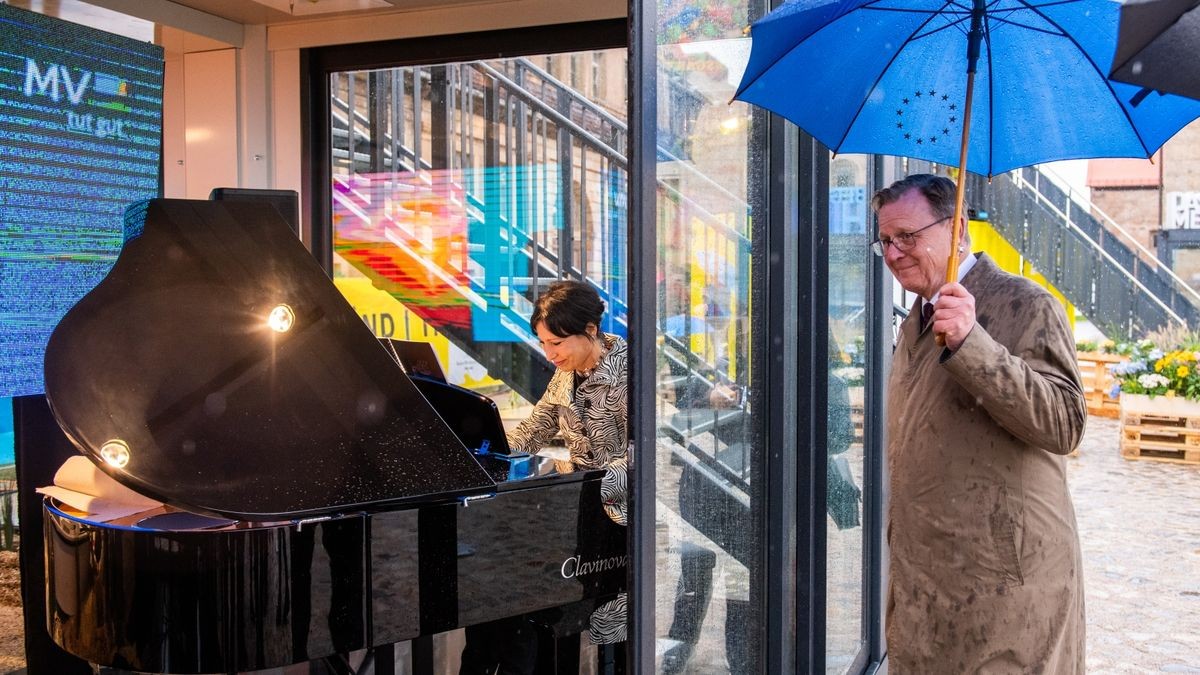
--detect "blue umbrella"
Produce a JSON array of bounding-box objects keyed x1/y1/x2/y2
[{"x1": 734, "y1": 0, "x2": 1200, "y2": 291}]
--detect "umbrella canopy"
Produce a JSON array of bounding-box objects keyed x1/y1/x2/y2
[
  {"x1": 1110, "y1": 0, "x2": 1200, "y2": 101},
  {"x1": 734, "y1": 0, "x2": 1200, "y2": 179}
]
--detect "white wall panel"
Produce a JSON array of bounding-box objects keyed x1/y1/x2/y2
[{"x1": 183, "y1": 49, "x2": 239, "y2": 198}]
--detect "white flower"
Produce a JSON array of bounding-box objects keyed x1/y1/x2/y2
[
  {"x1": 1138, "y1": 373, "x2": 1170, "y2": 389},
  {"x1": 832, "y1": 367, "x2": 865, "y2": 383}
]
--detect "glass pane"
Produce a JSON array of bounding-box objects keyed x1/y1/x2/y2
[
  {"x1": 327, "y1": 52, "x2": 627, "y2": 413},
  {"x1": 1170, "y1": 246, "x2": 1200, "y2": 290},
  {"x1": 826, "y1": 155, "x2": 869, "y2": 671},
  {"x1": 653, "y1": 4, "x2": 760, "y2": 672}
]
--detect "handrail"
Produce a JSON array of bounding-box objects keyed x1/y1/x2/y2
[
  {"x1": 328, "y1": 58, "x2": 752, "y2": 394},
  {"x1": 495, "y1": 58, "x2": 751, "y2": 221},
  {"x1": 1031, "y1": 165, "x2": 1200, "y2": 307},
  {"x1": 471, "y1": 64, "x2": 627, "y2": 165},
  {"x1": 1009, "y1": 172, "x2": 1185, "y2": 326}
]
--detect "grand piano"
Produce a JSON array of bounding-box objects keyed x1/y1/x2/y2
[{"x1": 38, "y1": 199, "x2": 626, "y2": 674}]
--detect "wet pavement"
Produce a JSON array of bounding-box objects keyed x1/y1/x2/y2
[
  {"x1": 1069, "y1": 415, "x2": 1200, "y2": 673},
  {"x1": 655, "y1": 414, "x2": 1200, "y2": 674}
]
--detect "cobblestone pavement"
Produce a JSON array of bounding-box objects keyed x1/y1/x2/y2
[{"x1": 1069, "y1": 415, "x2": 1200, "y2": 673}]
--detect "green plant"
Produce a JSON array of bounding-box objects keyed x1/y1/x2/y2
[{"x1": 1110, "y1": 344, "x2": 1200, "y2": 400}]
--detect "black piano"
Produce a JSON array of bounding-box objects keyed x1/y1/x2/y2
[{"x1": 38, "y1": 199, "x2": 626, "y2": 674}]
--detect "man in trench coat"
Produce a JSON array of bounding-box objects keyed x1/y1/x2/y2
[{"x1": 872, "y1": 174, "x2": 1086, "y2": 673}]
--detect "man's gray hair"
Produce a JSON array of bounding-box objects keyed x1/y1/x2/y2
[{"x1": 869, "y1": 173, "x2": 963, "y2": 221}]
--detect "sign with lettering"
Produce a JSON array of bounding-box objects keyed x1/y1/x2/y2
[{"x1": 1166, "y1": 192, "x2": 1200, "y2": 230}]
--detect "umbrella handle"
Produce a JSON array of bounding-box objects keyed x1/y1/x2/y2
[{"x1": 936, "y1": 69, "x2": 977, "y2": 348}]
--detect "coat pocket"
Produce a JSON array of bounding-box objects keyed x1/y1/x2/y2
[{"x1": 976, "y1": 482, "x2": 1024, "y2": 588}]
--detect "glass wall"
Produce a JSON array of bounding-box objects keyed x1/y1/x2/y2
[
  {"x1": 826, "y1": 154, "x2": 870, "y2": 671},
  {"x1": 650, "y1": 3, "x2": 762, "y2": 672},
  {"x1": 640, "y1": 3, "x2": 883, "y2": 671},
  {"x1": 324, "y1": 50, "x2": 627, "y2": 408}
]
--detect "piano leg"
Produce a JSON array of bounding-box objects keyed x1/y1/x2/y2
[
  {"x1": 533, "y1": 632, "x2": 579, "y2": 675},
  {"x1": 595, "y1": 642, "x2": 626, "y2": 675},
  {"x1": 371, "y1": 644, "x2": 395, "y2": 675},
  {"x1": 411, "y1": 635, "x2": 435, "y2": 675}
]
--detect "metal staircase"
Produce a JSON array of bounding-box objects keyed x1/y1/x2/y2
[{"x1": 329, "y1": 58, "x2": 750, "y2": 406}]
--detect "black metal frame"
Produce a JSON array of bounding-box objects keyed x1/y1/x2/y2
[
  {"x1": 300, "y1": 19, "x2": 628, "y2": 275},
  {"x1": 862, "y1": 155, "x2": 892, "y2": 674},
  {"x1": 627, "y1": 1, "x2": 657, "y2": 670},
  {"x1": 762, "y1": 110, "x2": 798, "y2": 673},
  {"x1": 795, "y1": 134, "x2": 833, "y2": 671}
]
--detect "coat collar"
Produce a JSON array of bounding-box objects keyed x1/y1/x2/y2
[
  {"x1": 905, "y1": 252, "x2": 993, "y2": 338},
  {"x1": 542, "y1": 333, "x2": 626, "y2": 406}
]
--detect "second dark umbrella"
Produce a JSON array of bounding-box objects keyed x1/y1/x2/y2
[{"x1": 1110, "y1": 0, "x2": 1200, "y2": 101}]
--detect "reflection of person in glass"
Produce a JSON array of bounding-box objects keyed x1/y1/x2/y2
[
  {"x1": 873, "y1": 174, "x2": 1084, "y2": 672},
  {"x1": 826, "y1": 335, "x2": 861, "y2": 530},
  {"x1": 459, "y1": 280, "x2": 628, "y2": 675},
  {"x1": 662, "y1": 331, "x2": 857, "y2": 674}
]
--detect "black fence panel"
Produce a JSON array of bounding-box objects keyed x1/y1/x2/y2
[
  {"x1": 1094, "y1": 264, "x2": 1135, "y2": 339},
  {"x1": 1061, "y1": 231, "x2": 1096, "y2": 318}
]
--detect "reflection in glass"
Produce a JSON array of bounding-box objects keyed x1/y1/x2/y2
[
  {"x1": 326, "y1": 50, "x2": 628, "y2": 413},
  {"x1": 267, "y1": 303, "x2": 296, "y2": 333},
  {"x1": 653, "y1": 4, "x2": 759, "y2": 671},
  {"x1": 100, "y1": 439, "x2": 130, "y2": 468},
  {"x1": 826, "y1": 154, "x2": 868, "y2": 672}
]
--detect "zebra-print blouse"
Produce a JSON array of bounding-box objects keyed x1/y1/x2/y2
[
  {"x1": 508, "y1": 334, "x2": 630, "y2": 644},
  {"x1": 507, "y1": 333, "x2": 628, "y2": 471}
]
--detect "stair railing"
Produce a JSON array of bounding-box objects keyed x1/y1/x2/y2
[{"x1": 1015, "y1": 167, "x2": 1200, "y2": 311}]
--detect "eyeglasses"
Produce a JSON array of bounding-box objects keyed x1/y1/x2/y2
[{"x1": 870, "y1": 217, "x2": 950, "y2": 256}]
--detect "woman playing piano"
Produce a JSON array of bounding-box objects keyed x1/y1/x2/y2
[
  {"x1": 508, "y1": 280, "x2": 628, "y2": 481},
  {"x1": 460, "y1": 279, "x2": 628, "y2": 674}
]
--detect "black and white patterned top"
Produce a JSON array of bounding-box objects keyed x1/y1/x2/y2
[
  {"x1": 507, "y1": 333, "x2": 628, "y2": 471},
  {"x1": 508, "y1": 333, "x2": 629, "y2": 643}
]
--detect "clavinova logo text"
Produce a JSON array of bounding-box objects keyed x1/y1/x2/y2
[
  {"x1": 560, "y1": 554, "x2": 628, "y2": 579},
  {"x1": 22, "y1": 58, "x2": 131, "y2": 139}
]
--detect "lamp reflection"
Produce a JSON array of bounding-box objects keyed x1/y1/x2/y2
[
  {"x1": 100, "y1": 439, "x2": 131, "y2": 468},
  {"x1": 267, "y1": 304, "x2": 296, "y2": 333}
]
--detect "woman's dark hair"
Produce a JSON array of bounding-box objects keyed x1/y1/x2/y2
[{"x1": 530, "y1": 280, "x2": 606, "y2": 337}]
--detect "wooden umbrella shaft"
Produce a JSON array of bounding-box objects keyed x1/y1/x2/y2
[
  {"x1": 946, "y1": 69, "x2": 975, "y2": 285},
  {"x1": 936, "y1": 68, "x2": 976, "y2": 347}
]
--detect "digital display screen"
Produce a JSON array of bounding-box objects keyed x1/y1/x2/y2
[{"x1": 0, "y1": 3, "x2": 164, "y2": 397}]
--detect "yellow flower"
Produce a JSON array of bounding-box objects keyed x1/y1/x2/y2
[
  {"x1": 1155, "y1": 360, "x2": 1164, "y2": 372},
  {"x1": 1178, "y1": 365, "x2": 1190, "y2": 378}
]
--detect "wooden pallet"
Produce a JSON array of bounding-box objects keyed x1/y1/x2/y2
[
  {"x1": 1077, "y1": 351, "x2": 1124, "y2": 418},
  {"x1": 1119, "y1": 401, "x2": 1200, "y2": 465}
]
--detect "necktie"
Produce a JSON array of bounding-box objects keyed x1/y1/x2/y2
[{"x1": 921, "y1": 302, "x2": 934, "y2": 331}]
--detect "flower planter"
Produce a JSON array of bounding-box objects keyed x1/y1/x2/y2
[{"x1": 1118, "y1": 393, "x2": 1200, "y2": 465}]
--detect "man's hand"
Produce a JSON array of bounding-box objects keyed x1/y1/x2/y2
[
  {"x1": 708, "y1": 383, "x2": 741, "y2": 409},
  {"x1": 933, "y1": 282, "x2": 976, "y2": 351}
]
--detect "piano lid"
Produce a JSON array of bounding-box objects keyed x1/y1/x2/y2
[{"x1": 43, "y1": 199, "x2": 496, "y2": 520}]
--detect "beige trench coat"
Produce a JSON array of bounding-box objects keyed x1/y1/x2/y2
[{"x1": 886, "y1": 254, "x2": 1086, "y2": 673}]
